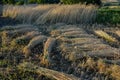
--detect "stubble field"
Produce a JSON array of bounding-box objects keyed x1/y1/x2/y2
[{"x1": 0, "y1": 4, "x2": 120, "y2": 80}]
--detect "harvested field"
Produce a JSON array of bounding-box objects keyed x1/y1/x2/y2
[
  {"x1": 0, "y1": 24, "x2": 120, "y2": 80},
  {"x1": 0, "y1": 4, "x2": 120, "y2": 80}
]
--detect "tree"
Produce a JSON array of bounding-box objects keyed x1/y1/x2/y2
[
  {"x1": 2, "y1": 0, "x2": 15, "y2": 4},
  {"x1": 7, "y1": 0, "x2": 15, "y2": 4}
]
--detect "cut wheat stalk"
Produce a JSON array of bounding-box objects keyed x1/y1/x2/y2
[
  {"x1": 0, "y1": 24, "x2": 34, "y2": 31},
  {"x1": 3, "y1": 4, "x2": 97, "y2": 24},
  {"x1": 86, "y1": 49, "x2": 120, "y2": 59},
  {"x1": 1, "y1": 28, "x2": 38, "y2": 39},
  {"x1": 103, "y1": 59, "x2": 120, "y2": 65},
  {"x1": 116, "y1": 31, "x2": 120, "y2": 37},
  {"x1": 94, "y1": 30, "x2": 118, "y2": 43},
  {"x1": 43, "y1": 37, "x2": 56, "y2": 64},
  {"x1": 11, "y1": 31, "x2": 41, "y2": 46},
  {"x1": 18, "y1": 62, "x2": 80, "y2": 80},
  {"x1": 23, "y1": 35, "x2": 47, "y2": 57}
]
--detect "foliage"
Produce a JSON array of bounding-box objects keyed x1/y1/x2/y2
[
  {"x1": 85, "y1": 0, "x2": 101, "y2": 5},
  {"x1": 28, "y1": 0, "x2": 37, "y2": 4},
  {"x1": 16, "y1": 1, "x2": 24, "y2": 5},
  {"x1": 97, "y1": 8, "x2": 120, "y2": 24},
  {"x1": 28, "y1": 0, "x2": 60, "y2": 4},
  {"x1": 45, "y1": 0, "x2": 60, "y2": 4},
  {"x1": 2, "y1": 0, "x2": 15, "y2": 4},
  {"x1": 1, "y1": 0, "x2": 102, "y2": 5},
  {"x1": 61, "y1": 0, "x2": 101, "y2": 5},
  {"x1": 37, "y1": 0, "x2": 46, "y2": 4},
  {"x1": 61, "y1": 0, "x2": 83, "y2": 4}
]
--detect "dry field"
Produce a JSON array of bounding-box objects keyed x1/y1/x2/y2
[
  {"x1": 0, "y1": 24, "x2": 120, "y2": 80},
  {"x1": 2, "y1": 4, "x2": 97, "y2": 24},
  {"x1": 0, "y1": 4, "x2": 120, "y2": 80}
]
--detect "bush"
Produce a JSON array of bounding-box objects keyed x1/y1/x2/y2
[
  {"x1": 97, "y1": 8, "x2": 120, "y2": 24},
  {"x1": 2, "y1": 0, "x2": 15, "y2": 4},
  {"x1": 37, "y1": 0, "x2": 46, "y2": 4},
  {"x1": 28, "y1": 0, "x2": 37, "y2": 4},
  {"x1": 28, "y1": 0, "x2": 46, "y2": 4},
  {"x1": 61, "y1": 0, "x2": 101, "y2": 5},
  {"x1": 16, "y1": 1, "x2": 24, "y2": 5},
  {"x1": 45, "y1": 0, "x2": 60, "y2": 4},
  {"x1": 61, "y1": 0, "x2": 83, "y2": 4},
  {"x1": 86, "y1": 0, "x2": 101, "y2": 5}
]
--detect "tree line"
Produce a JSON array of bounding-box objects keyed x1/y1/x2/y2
[{"x1": 0, "y1": 0, "x2": 101, "y2": 5}]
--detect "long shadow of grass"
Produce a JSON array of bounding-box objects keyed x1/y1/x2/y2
[
  {"x1": 0, "y1": 5, "x2": 20, "y2": 27},
  {"x1": 0, "y1": 16, "x2": 21, "y2": 27}
]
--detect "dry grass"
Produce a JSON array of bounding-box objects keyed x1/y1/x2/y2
[
  {"x1": 78, "y1": 58, "x2": 120, "y2": 80},
  {"x1": 42, "y1": 38, "x2": 56, "y2": 64},
  {"x1": 18, "y1": 62, "x2": 79, "y2": 80},
  {"x1": 94, "y1": 30, "x2": 118, "y2": 43},
  {"x1": 2, "y1": 4, "x2": 97, "y2": 24},
  {"x1": 11, "y1": 31, "x2": 40, "y2": 46},
  {"x1": 23, "y1": 35, "x2": 47, "y2": 57},
  {"x1": 116, "y1": 31, "x2": 120, "y2": 37}
]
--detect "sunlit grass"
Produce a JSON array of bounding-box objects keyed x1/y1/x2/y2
[{"x1": 2, "y1": 4, "x2": 97, "y2": 24}]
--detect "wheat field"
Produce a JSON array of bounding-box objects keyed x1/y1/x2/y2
[
  {"x1": 0, "y1": 24, "x2": 120, "y2": 79},
  {"x1": 0, "y1": 4, "x2": 120, "y2": 80},
  {"x1": 2, "y1": 4, "x2": 97, "y2": 24}
]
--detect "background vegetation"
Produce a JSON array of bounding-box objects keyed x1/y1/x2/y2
[
  {"x1": 1, "y1": 0, "x2": 101, "y2": 5},
  {"x1": 97, "y1": 7, "x2": 120, "y2": 24}
]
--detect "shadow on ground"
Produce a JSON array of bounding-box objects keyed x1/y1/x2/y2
[
  {"x1": 0, "y1": 17, "x2": 20, "y2": 27},
  {"x1": 0, "y1": 5, "x2": 20, "y2": 27}
]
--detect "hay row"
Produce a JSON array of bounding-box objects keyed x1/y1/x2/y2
[
  {"x1": 18, "y1": 62, "x2": 79, "y2": 80},
  {"x1": 11, "y1": 31, "x2": 41, "y2": 46},
  {"x1": 94, "y1": 30, "x2": 118, "y2": 43},
  {"x1": 2, "y1": 4, "x2": 97, "y2": 24},
  {"x1": 43, "y1": 37, "x2": 56, "y2": 63},
  {"x1": 116, "y1": 31, "x2": 120, "y2": 37},
  {"x1": 23, "y1": 35, "x2": 47, "y2": 57}
]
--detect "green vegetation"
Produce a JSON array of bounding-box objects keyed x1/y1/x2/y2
[
  {"x1": 61, "y1": 0, "x2": 101, "y2": 5},
  {"x1": 97, "y1": 8, "x2": 120, "y2": 24},
  {"x1": 1, "y1": 0, "x2": 101, "y2": 5},
  {"x1": 16, "y1": 1, "x2": 24, "y2": 5}
]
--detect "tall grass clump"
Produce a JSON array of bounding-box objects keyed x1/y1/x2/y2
[{"x1": 2, "y1": 4, "x2": 97, "y2": 24}]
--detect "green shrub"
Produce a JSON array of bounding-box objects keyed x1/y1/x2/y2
[
  {"x1": 86, "y1": 0, "x2": 101, "y2": 5},
  {"x1": 45, "y1": 0, "x2": 60, "y2": 4},
  {"x1": 28, "y1": 0, "x2": 37, "y2": 4},
  {"x1": 36, "y1": 0, "x2": 46, "y2": 4},
  {"x1": 28, "y1": 0, "x2": 46, "y2": 4},
  {"x1": 61, "y1": 0, "x2": 83, "y2": 4},
  {"x1": 2, "y1": 0, "x2": 15, "y2": 4},
  {"x1": 16, "y1": 1, "x2": 24, "y2": 5},
  {"x1": 2, "y1": 0, "x2": 8, "y2": 4},
  {"x1": 61, "y1": 0, "x2": 101, "y2": 5},
  {"x1": 97, "y1": 8, "x2": 120, "y2": 24}
]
